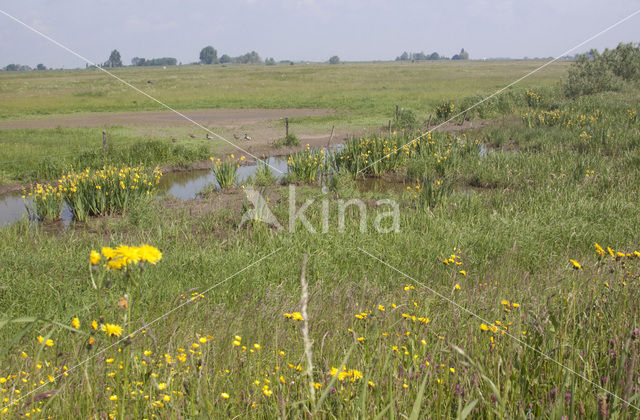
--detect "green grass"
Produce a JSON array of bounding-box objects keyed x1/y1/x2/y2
[
  {"x1": 0, "y1": 129, "x2": 210, "y2": 184},
  {"x1": 0, "y1": 61, "x2": 571, "y2": 121},
  {"x1": 0, "y1": 61, "x2": 571, "y2": 186},
  {"x1": 3, "y1": 63, "x2": 640, "y2": 418}
]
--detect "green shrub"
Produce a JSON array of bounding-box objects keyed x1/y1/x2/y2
[
  {"x1": 61, "y1": 164, "x2": 162, "y2": 221},
  {"x1": 394, "y1": 108, "x2": 417, "y2": 130},
  {"x1": 435, "y1": 101, "x2": 456, "y2": 120},
  {"x1": 332, "y1": 135, "x2": 411, "y2": 175},
  {"x1": 285, "y1": 146, "x2": 325, "y2": 183},
  {"x1": 211, "y1": 155, "x2": 243, "y2": 188},
  {"x1": 247, "y1": 162, "x2": 276, "y2": 186},
  {"x1": 23, "y1": 183, "x2": 64, "y2": 221},
  {"x1": 564, "y1": 43, "x2": 640, "y2": 98}
]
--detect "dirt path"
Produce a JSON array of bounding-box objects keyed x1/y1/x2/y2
[{"x1": 0, "y1": 108, "x2": 333, "y2": 130}]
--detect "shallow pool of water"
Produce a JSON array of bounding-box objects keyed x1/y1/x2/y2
[
  {"x1": 157, "y1": 156, "x2": 288, "y2": 200},
  {"x1": 0, "y1": 156, "x2": 290, "y2": 226}
]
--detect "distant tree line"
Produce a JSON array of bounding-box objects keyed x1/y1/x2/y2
[
  {"x1": 396, "y1": 48, "x2": 469, "y2": 61},
  {"x1": 199, "y1": 46, "x2": 264, "y2": 65},
  {"x1": 131, "y1": 57, "x2": 178, "y2": 66}
]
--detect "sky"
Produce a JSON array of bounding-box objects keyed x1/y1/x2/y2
[{"x1": 0, "y1": 0, "x2": 639, "y2": 68}]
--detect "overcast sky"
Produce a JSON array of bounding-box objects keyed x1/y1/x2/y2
[{"x1": 1, "y1": 0, "x2": 639, "y2": 68}]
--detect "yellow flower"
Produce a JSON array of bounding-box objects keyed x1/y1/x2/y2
[
  {"x1": 102, "y1": 247, "x2": 117, "y2": 259},
  {"x1": 199, "y1": 337, "x2": 207, "y2": 344},
  {"x1": 158, "y1": 383, "x2": 167, "y2": 390},
  {"x1": 91, "y1": 320, "x2": 98, "y2": 330},
  {"x1": 221, "y1": 392, "x2": 230, "y2": 399},
  {"x1": 454, "y1": 283, "x2": 461, "y2": 290},
  {"x1": 459, "y1": 270, "x2": 466, "y2": 276},
  {"x1": 137, "y1": 244, "x2": 162, "y2": 264},
  {"x1": 90, "y1": 250, "x2": 101, "y2": 265},
  {"x1": 71, "y1": 317, "x2": 80, "y2": 329},
  {"x1": 594, "y1": 243, "x2": 605, "y2": 256},
  {"x1": 110, "y1": 395, "x2": 118, "y2": 401},
  {"x1": 233, "y1": 340, "x2": 241, "y2": 347},
  {"x1": 102, "y1": 323, "x2": 123, "y2": 338},
  {"x1": 480, "y1": 323, "x2": 489, "y2": 331},
  {"x1": 291, "y1": 312, "x2": 304, "y2": 321},
  {"x1": 378, "y1": 304, "x2": 385, "y2": 311},
  {"x1": 570, "y1": 259, "x2": 582, "y2": 270}
]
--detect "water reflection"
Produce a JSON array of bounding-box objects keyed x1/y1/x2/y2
[{"x1": 157, "y1": 156, "x2": 288, "y2": 200}]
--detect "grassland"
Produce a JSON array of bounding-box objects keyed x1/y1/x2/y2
[
  {"x1": 2, "y1": 60, "x2": 640, "y2": 418},
  {"x1": 0, "y1": 61, "x2": 570, "y2": 185}
]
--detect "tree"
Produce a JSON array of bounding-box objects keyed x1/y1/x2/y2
[
  {"x1": 428, "y1": 52, "x2": 440, "y2": 60},
  {"x1": 452, "y1": 48, "x2": 469, "y2": 60},
  {"x1": 329, "y1": 55, "x2": 340, "y2": 64},
  {"x1": 131, "y1": 57, "x2": 145, "y2": 66},
  {"x1": 199, "y1": 46, "x2": 217, "y2": 64},
  {"x1": 396, "y1": 51, "x2": 410, "y2": 61},
  {"x1": 219, "y1": 54, "x2": 231, "y2": 64},
  {"x1": 106, "y1": 49, "x2": 122, "y2": 67},
  {"x1": 4, "y1": 64, "x2": 31, "y2": 71},
  {"x1": 36, "y1": 63, "x2": 47, "y2": 70},
  {"x1": 236, "y1": 51, "x2": 262, "y2": 64},
  {"x1": 265, "y1": 57, "x2": 276, "y2": 66}
]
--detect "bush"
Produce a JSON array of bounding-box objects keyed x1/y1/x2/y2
[
  {"x1": 22, "y1": 164, "x2": 163, "y2": 222},
  {"x1": 564, "y1": 43, "x2": 640, "y2": 98},
  {"x1": 274, "y1": 133, "x2": 300, "y2": 148},
  {"x1": 246, "y1": 162, "x2": 276, "y2": 186},
  {"x1": 62, "y1": 165, "x2": 162, "y2": 221},
  {"x1": 211, "y1": 155, "x2": 244, "y2": 189},
  {"x1": 23, "y1": 183, "x2": 64, "y2": 221},
  {"x1": 394, "y1": 108, "x2": 417, "y2": 130},
  {"x1": 332, "y1": 135, "x2": 411, "y2": 175},
  {"x1": 525, "y1": 90, "x2": 542, "y2": 108},
  {"x1": 286, "y1": 146, "x2": 325, "y2": 183},
  {"x1": 435, "y1": 102, "x2": 456, "y2": 121}
]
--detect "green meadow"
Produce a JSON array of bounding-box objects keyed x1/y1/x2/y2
[
  {"x1": 0, "y1": 60, "x2": 570, "y2": 185},
  {"x1": 2, "y1": 58, "x2": 640, "y2": 418}
]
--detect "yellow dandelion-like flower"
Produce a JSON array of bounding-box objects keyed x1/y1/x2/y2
[
  {"x1": 102, "y1": 323, "x2": 123, "y2": 338},
  {"x1": 90, "y1": 250, "x2": 101, "y2": 265},
  {"x1": 570, "y1": 259, "x2": 582, "y2": 270},
  {"x1": 137, "y1": 244, "x2": 162, "y2": 264},
  {"x1": 71, "y1": 317, "x2": 80, "y2": 329}
]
